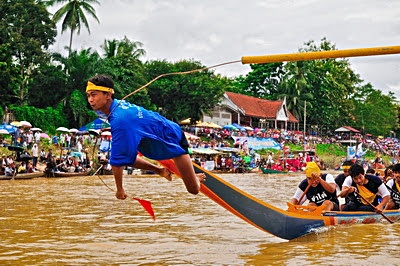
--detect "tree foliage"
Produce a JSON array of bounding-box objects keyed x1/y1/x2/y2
[
  {"x1": 0, "y1": 0, "x2": 56, "y2": 105},
  {"x1": 50, "y1": 0, "x2": 100, "y2": 54},
  {"x1": 280, "y1": 39, "x2": 361, "y2": 129},
  {"x1": 145, "y1": 60, "x2": 228, "y2": 122},
  {"x1": 9, "y1": 104, "x2": 68, "y2": 134},
  {"x1": 352, "y1": 83, "x2": 398, "y2": 136},
  {"x1": 97, "y1": 37, "x2": 152, "y2": 109},
  {"x1": 233, "y1": 62, "x2": 285, "y2": 98},
  {"x1": 0, "y1": 3, "x2": 398, "y2": 138}
]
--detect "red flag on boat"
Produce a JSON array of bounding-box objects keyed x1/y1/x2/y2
[{"x1": 133, "y1": 197, "x2": 156, "y2": 221}]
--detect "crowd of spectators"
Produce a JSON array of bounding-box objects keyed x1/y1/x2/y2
[{"x1": 3, "y1": 123, "x2": 399, "y2": 175}]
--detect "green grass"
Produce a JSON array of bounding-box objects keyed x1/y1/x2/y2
[{"x1": 256, "y1": 143, "x2": 391, "y2": 169}]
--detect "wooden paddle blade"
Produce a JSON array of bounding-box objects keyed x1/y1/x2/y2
[
  {"x1": 287, "y1": 202, "x2": 325, "y2": 216},
  {"x1": 133, "y1": 197, "x2": 156, "y2": 221}
]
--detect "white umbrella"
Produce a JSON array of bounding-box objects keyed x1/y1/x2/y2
[
  {"x1": 69, "y1": 128, "x2": 78, "y2": 133},
  {"x1": 101, "y1": 131, "x2": 112, "y2": 136},
  {"x1": 56, "y1": 127, "x2": 69, "y2": 132},
  {"x1": 20, "y1": 121, "x2": 32, "y2": 127},
  {"x1": 31, "y1": 127, "x2": 42, "y2": 132},
  {"x1": 0, "y1": 129, "x2": 9, "y2": 135}
]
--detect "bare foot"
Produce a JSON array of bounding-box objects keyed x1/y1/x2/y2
[
  {"x1": 197, "y1": 173, "x2": 206, "y2": 183},
  {"x1": 159, "y1": 167, "x2": 172, "y2": 181}
]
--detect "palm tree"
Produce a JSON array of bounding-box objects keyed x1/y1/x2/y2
[
  {"x1": 101, "y1": 39, "x2": 118, "y2": 58},
  {"x1": 277, "y1": 61, "x2": 313, "y2": 122},
  {"x1": 101, "y1": 37, "x2": 146, "y2": 59},
  {"x1": 50, "y1": 0, "x2": 100, "y2": 55}
]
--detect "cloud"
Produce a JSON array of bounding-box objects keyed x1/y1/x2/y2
[{"x1": 49, "y1": 0, "x2": 400, "y2": 98}]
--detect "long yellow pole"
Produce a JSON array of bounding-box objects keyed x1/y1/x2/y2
[{"x1": 241, "y1": 45, "x2": 400, "y2": 65}]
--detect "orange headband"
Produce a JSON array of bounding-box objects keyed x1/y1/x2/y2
[
  {"x1": 86, "y1": 81, "x2": 114, "y2": 94},
  {"x1": 342, "y1": 165, "x2": 351, "y2": 170}
]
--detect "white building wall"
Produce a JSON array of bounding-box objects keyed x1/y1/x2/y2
[
  {"x1": 203, "y1": 106, "x2": 232, "y2": 126},
  {"x1": 276, "y1": 106, "x2": 289, "y2": 121}
]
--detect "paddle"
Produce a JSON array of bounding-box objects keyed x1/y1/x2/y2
[
  {"x1": 297, "y1": 182, "x2": 312, "y2": 204},
  {"x1": 354, "y1": 190, "x2": 394, "y2": 224}
]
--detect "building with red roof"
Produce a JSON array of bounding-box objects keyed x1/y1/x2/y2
[{"x1": 202, "y1": 92, "x2": 299, "y2": 130}]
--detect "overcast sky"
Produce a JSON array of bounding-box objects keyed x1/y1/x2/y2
[{"x1": 49, "y1": 0, "x2": 400, "y2": 98}]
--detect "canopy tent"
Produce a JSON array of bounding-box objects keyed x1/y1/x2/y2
[
  {"x1": 184, "y1": 131, "x2": 200, "y2": 140},
  {"x1": 195, "y1": 121, "x2": 211, "y2": 127},
  {"x1": 335, "y1": 126, "x2": 360, "y2": 133},
  {"x1": 335, "y1": 126, "x2": 360, "y2": 146},
  {"x1": 214, "y1": 147, "x2": 241, "y2": 153},
  {"x1": 190, "y1": 148, "x2": 221, "y2": 155},
  {"x1": 179, "y1": 118, "x2": 200, "y2": 125},
  {"x1": 206, "y1": 122, "x2": 222, "y2": 129},
  {"x1": 79, "y1": 118, "x2": 110, "y2": 131}
]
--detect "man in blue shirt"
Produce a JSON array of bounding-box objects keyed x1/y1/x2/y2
[{"x1": 86, "y1": 74, "x2": 205, "y2": 200}]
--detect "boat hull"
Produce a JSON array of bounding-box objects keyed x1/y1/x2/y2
[
  {"x1": 53, "y1": 169, "x2": 91, "y2": 178},
  {"x1": 260, "y1": 166, "x2": 286, "y2": 174},
  {"x1": 0, "y1": 172, "x2": 44, "y2": 180},
  {"x1": 159, "y1": 160, "x2": 400, "y2": 240}
]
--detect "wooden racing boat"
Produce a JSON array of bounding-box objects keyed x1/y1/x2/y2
[
  {"x1": 53, "y1": 168, "x2": 92, "y2": 178},
  {"x1": 159, "y1": 160, "x2": 400, "y2": 240},
  {"x1": 0, "y1": 172, "x2": 44, "y2": 180}
]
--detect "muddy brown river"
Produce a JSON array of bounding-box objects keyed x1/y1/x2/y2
[{"x1": 1, "y1": 172, "x2": 400, "y2": 265}]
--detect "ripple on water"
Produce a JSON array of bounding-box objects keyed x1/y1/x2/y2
[{"x1": 0, "y1": 174, "x2": 400, "y2": 264}]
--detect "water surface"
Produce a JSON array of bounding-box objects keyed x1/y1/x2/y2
[{"x1": 1, "y1": 173, "x2": 399, "y2": 265}]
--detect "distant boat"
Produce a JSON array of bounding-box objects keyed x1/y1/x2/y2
[
  {"x1": 52, "y1": 168, "x2": 92, "y2": 178},
  {"x1": 0, "y1": 172, "x2": 44, "y2": 180},
  {"x1": 260, "y1": 166, "x2": 287, "y2": 174}
]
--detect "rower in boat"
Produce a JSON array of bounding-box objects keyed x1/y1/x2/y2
[
  {"x1": 385, "y1": 163, "x2": 400, "y2": 210},
  {"x1": 335, "y1": 161, "x2": 354, "y2": 191},
  {"x1": 290, "y1": 161, "x2": 339, "y2": 212},
  {"x1": 383, "y1": 166, "x2": 394, "y2": 183},
  {"x1": 335, "y1": 160, "x2": 355, "y2": 210},
  {"x1": 339, "y1": 164, "x2": 390, "y2": 213}
]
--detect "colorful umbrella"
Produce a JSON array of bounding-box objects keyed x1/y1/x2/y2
[
  {"x1": 40, "y1": 133, "x2": 50, "y2": 139},
  {"x1": 0, "y1": 124, "x2": 17, "y2": 134},
  {"x1": 10, "y1": 121, "x2": 21, "y2": 127}
]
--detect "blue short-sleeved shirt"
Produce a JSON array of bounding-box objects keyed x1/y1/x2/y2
[{"x1": 96, "y1": 99, "x2": 186, "y2": 167}]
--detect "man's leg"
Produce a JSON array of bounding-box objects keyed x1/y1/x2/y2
[{"x1": 173, "y1": 154, "x2": 205, "y2": 195}]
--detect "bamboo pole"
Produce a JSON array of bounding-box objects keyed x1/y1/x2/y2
[{"x1": 241, "y1": 45, "x2": 400, "y2": 65}]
